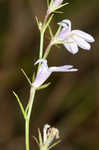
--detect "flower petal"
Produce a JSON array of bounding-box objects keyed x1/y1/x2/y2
[
  {"x1": 64, "y1": 38, "x2": 79, "y2": 54},
  {"x1": 58, "y1": 19, "x2": 71, "y2": 31},
  {"x1": 34, "y1": 59, "x2": 47, "y2": 66},
  {"x1": 32, "y1": 59, "x2": 78, "y2": 88},
  {"x1": 32, "y1": 59, "x2": 51, "y2": 88},
  {"x1": 43, "y1": 124, "x2": 50, "y2": 144},
  {"x1": 52, "y1": 0, "x2": 63, "y2": 8},
  {"x1": 32, "y1": 70, "x2": 51, "y2": 88},
  {"x1": 49, "y1": 65, "x2": 78, "y2": 72},
  {"x1": 73, "y1": 35, "x2": 91, "y2": 50},
  {"x1": 58, "y1": 28, "x2": 70, "y2": 40},
  {"x1": 72, "y1": 30, "x2": 95, "y2": 43},
  {"x1": 34, "y1": 59, "x2": 48, "y2": 73}
]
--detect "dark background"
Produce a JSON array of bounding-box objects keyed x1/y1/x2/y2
[{"x1": 0, "y1": 0, "x2": 98, "y2": 150}]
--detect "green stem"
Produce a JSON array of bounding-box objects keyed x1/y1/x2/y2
[
  {"x1": 43, "y1": 11, "x2": 49, "y2": 25},
  {"x1": 39, "y1": 11, "x2": 50, "y2": 59},
  {"x1": 28, "y1": 87, "x2": 36, "y2": 120},
  {"x1": 43, "y1": 42, "x2": 52, "y2": 59},
  {"x1": 25, "y1": 119, "x2": 30, "y2": 150},
  {"x1": 25, "y1": 87, "x2": 36, "y2": 150},
  {"x1": 39, "y1": 32, "x2": 44, "y2": 59},
  {"x1": 25, "y1": 10, "x2": 50, "y2": 150},
  {"x1": 38, "y1": 31, "x2": 45, "y2": 73}
]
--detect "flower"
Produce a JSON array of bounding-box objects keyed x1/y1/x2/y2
[
  {"x1": 43, "y1": 124, "x2": 51, "y2": 144},
  {"x1": 51, "y1": 0, "x2": 63, "y2": 9},
  {"x1": 48, "y1": 0, "x2": 66, "y2": 14},
  {"x1": 57, "y1": 19, "x2": 95, "y2": 54},
  {"x1": 34, "y1": 124, "x2": 60, "y2": 149},
  {"x1": 43, "y1": 124, "x2": 59, "y2": 146},
  {"x1": 32, "y1": 59, "x2": 78, "y2": 88}
]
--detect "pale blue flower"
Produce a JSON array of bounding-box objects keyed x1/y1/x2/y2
[
  {"x1": 52, "y1": 0, "x2": 63, "y2": 9},
  {"x1": 57, "y1": 19, "x2": 95, "y2": 54},
  {"x1": 32, "y1": 59, "x2": 78, "y2": 88},
  {"x1": 48, "y1": 0, "x2": 65, "y2": 14}
]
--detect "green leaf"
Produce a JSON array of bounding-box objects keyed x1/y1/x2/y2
[
  {"x1": 55, "y1": 26, "x2": 62, "y2": 37},
  {"x1": 54, "y1": 10, "x2": 63, "y2": 14},
  {"x1": 50, "y1": 0, "x2": 54, "y2": 7},
  {"x1": 21, "y1": 68, "x2": 32, "y2": 86},
  {"x1": 37, "y1": 83, "x2": 51, "y2": 90},
  {"x1": 35, "y1": 16, "x2": 42, "y2": 30},
  {"x1": 13, "y1": 91, "x2": 26, "y2": 119},
  {"x1": 25, "y1": 102, "x2": 29, "y2": 114},
  {"x1": 35, "y1": 16, "x2": 39, "y2": 26},
  {"x1": 43, "y1": 14, "x2": 54, "y2": 32},
  {"x1": 53, "y1": 2, "x2": 69, "y2": 11},
  {"x1": 48, "y1": 140, "x2": 61, "y2": 150},
  {"x1": 32, "y1": 72, "x2": 35, "y2": 82},
  {"x1": 48, "y1": 25, "x2": 53, "y2": 38},
  {"x1": 38, "y1": 128, "x2": 43, "y2": 145}
]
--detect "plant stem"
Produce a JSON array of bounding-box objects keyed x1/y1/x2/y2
[
  {"x1": 25, "y1": 119, "x2": 30, "y2": 150},
  {"x1": 43, "y1": 42, "x2": 52, "y2": 59},
  {"x1": 28, "y1": 87, "x2": 36, "y2": 120},
  {"x1": 39, "y1": 32, "x2": 44, "y2": 59},
  {"x1": 25, "y1": 10, "x2": 50, "y2": 150},
  {"x1": 25, "y1": 87, "x2": 36, "y2": 150},
  {"x1": 43, "y1": 11, "x2": 49, "y2": 25},
  {"x1": 39, "y1": 10, "x2": 50, "y2": 59}
]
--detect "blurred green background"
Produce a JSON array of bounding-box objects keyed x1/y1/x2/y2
[{"x1": 0, "y1": 0, "x2": 98, "y2": 150}]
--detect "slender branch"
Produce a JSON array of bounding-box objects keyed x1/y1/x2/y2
[
  {"x1": 43, "y1": 42, "x2": 53, "y2": 59},
  {"x1": 39, "y1": 11, "x2": 51, "y2": 59},
  {"x1": 43, "y1": 10, "x2": 50, "y2": 25}
]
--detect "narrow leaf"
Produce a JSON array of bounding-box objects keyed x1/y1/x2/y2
[
  {"x1": 13, "y1": 91, "x2": 26, "y2": 119},
  {"x1": 48, "y1": 25, "x2": 53, "y2": 38},
  {"x1": 38, "y1": 128, "x2": 43, "y2": 145},
  {"x1": 25, "y1": 102, "x2": 29, "y2": 114},
  {"x1": 54, "y1": 2, "x2": 69, "y2": 11},
  {"x1": 55, "y1": 26, "x2": 62, "y2": 37},
  {"x1": 54, "y1": 10, "x2": 63, "y2": 14},
  {"x1": 50, "y1": 0, "x2": 54, "y2": 7},
  {"x1": 48, "y1": 140, "x2": 61, "y2": 150},
  {"x1": 32, "y1": 72, "x2": 35, "y2": 82},
  {"x1": 21, "y1": 68, "x2": 32, "y2": 86},
  {"x1": 43, "y1": 14, "x2": 54, "y2": 32},
  {"x1": 35, "y1": 16, "x2": 40, "y2": 29},
  {"x1": 37, "y1": 83, "x2": 51, "y2": 90}
]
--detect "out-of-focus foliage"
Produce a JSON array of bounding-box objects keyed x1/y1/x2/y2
[{"x1": 0, "y1": 0, "x2": 98, "y2": 150}]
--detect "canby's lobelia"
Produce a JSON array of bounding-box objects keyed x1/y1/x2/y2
[{"x1": 13, "y1": 1, "x2": 95, "y2": 150}]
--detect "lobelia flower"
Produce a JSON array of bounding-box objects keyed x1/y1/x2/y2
[
  {"x1": 48, "y1": 0, "x2": 65, "y2": 14},
  {"x1": 51, "y1": 0, "x2": 63, "y2": 9},
  {"x1": 43, "y1": 124, "x2": 59, "y2": 146},
  {"x1": 32, "y1": 59, "x2": 78, "y2": 88},
  {"x1": 56, "y1": 19, "x2": 95, "y2": 54},
  {"x1": 34, "y1": 124, "x2": 60, "y2": 150}
]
